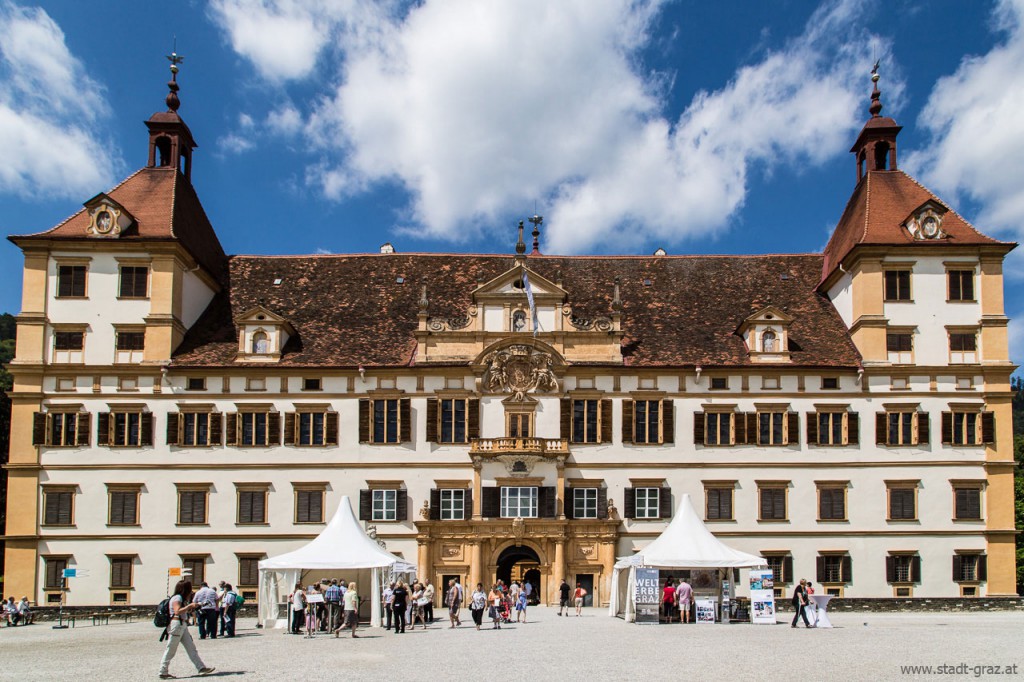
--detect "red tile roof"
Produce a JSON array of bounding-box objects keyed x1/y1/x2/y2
[
  {"x1": 820, "y1": 170, "x2": 1009, "y2": 284},
  {"x1": 9, "y1": 167, "x2": 226, "y2": 280},
  {"x1": 171, "y1": 253, "x2": 862, "y2": 369}
]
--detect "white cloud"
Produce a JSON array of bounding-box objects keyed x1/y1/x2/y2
[
  {"x1": 267, "y1": 103, "x2": 303, "y2": 136},
  {"x1": 217, "y1": 112, "x2": 257, "y2": 154},
  {"x1": 904, "y1": 0, "x2": 1024, "y2": 258},
  {"x1": 213, "y1": 0, "x2": 890, "y2": 252},
  {"x1": 0, "y1": 2, "x2": 118, "y2": 197}
]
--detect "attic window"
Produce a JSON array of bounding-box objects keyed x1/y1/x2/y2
[
  {"x1": 643, "y1": 278, "x2": 652, "y2": 287},
  {"x1": 653, "y1": 248, "x2": 666, "y2": 256},
  {"x1": 512, "y1": 278, "x2": 525, "y2": 290},
  {"x1": 765, "y1": 314, "x2": 774, "y2": 320},
  {"x1": 272, "y1": 278, "x2": 283, "y2": 286},
  {"x1": 396, "y1": 277, "x2": 405, "y2": 284},
  {"x1": 257, "y1": 315, "x2": 266, "y2": 321}
]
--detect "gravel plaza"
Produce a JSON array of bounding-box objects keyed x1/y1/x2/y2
[{"x1": 1, "y1": 608, "x2": 1022, "y2": 681}]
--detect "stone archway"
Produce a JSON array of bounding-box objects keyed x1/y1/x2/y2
[{"x1": 490, "y1": 539, "x2": 549, "y2": 603}]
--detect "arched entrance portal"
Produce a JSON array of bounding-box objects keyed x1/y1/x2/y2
[{"x1": 496, "y1": 545, "x2": 541, "y2": 598}]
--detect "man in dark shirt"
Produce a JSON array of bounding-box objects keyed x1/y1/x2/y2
[
  {"x1": 791, "y1": 579, "x2": 812, "y2": 628},
  {"x1": 558, "y1": 579, "x2": 570, "y2": 616},
  {"x1": 391, "y1": 581, "x2": 409, "y2": 633}
]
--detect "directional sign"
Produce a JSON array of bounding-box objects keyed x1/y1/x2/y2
[
  {"x1": 168, "y1": 567, "x2": 181, "y2": 577},
  {"x1": 62, "y1": 568, "x2": 89, "y2": 578}
]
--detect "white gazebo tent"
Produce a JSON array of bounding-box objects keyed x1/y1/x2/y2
[
  {"x1": 258, "y1": 495, "x2": 415, "y2": 628},
  {"x1": 609, "y1": 493, "x2": 766, "y2": 621}
]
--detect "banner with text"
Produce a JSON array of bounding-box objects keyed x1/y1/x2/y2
[
  {"x1": 634, "y1": 568, "x2": 660, "y2": 624},
  {"x1": 749, "y1": 568, "x2": 776, "y2": 625}
]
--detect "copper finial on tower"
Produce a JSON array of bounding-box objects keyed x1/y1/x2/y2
[
  {"x1": 515, "y1": 220, "x2": 526, "y2": 255},
  {"x1": 165, "y1": 48, "x2": 185, "y2": 112},
  {"x1": 869, "y1": 59, "x2": 883, "y2": 118},
  {"x1": 529, "y1": 215, "x2": 543, "y2": 255}
]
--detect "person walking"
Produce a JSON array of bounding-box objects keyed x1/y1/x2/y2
[
  {"x1": 158, "y1": 580, "x2": 215, "y2": 679},
  {"x1": 192, "y1": 582, "x2": 218, "y2": 640},
  {"x1": 446, "y1": 579, "x2": 461, "y2": 628},
  {"x1": 453, "y1": 578, "x2": 464, "y2": 626},
  {"x1": 470, "y1": 583, "x2": 486, "y2": 631},
  {"x1": 289, "y1": 583, "x2": 305, "y2": 635},
  {"x1": 382, "y1": 581, "x2": 395, "y2": 631},
  {"x1": 335, "y1": 582, "x2": 359, "y2": 638},
  {"x1": 558, "y1": 579, "x2": 570, "y2": 616},
  {"x1": 573, "y1": 582, "x2": 587, "y2": 616},
  {"x1": 487, "y1": 584, "x2": 503, "y2": 629},
  {"x1": 410, "y1": 582, "x2": 427, "y2": 630},
  {"x1": 391, "y1": 581, "x2": 409, "y2": 634},
  {"x1": 423, "y1": 579, "x2": 435, "y2": 624},
  {"x1": 791, "y1": 579, "x2": 813, "y2": 628},
  {"x1": 676, "y1": 578, "x2": 694, "y2": 624}
]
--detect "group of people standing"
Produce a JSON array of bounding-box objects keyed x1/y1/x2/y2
[
  {"x1": 288, "y1": 579, "x2": 360, "y2": 638},
  {"x1": 191, "y1": 581, "x2": 242, "y2": 639},
  {"x1": 661, "y1": 577, "x2": 695, "y2": 624},
  {"x1": 383, "y1": 578, "x2": 458, "y2": 633}
]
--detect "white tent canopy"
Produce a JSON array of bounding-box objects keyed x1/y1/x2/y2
[
  {"x1": 258, "y1": 495, "x2": 415, "y2": 628},
  {"x1": 609, "y1": 493, "x2": 766, "y2": 621}
]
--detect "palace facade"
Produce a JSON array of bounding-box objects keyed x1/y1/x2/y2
[{"x1": 2, "y1": 69, "x2": 1017, "y2": 608}]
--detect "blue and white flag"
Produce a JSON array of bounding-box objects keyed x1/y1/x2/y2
[{"x1": 523, "y1": 272, "x2": 540, "y2": 336}]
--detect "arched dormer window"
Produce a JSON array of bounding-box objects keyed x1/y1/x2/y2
[
  {"x1": 512, "y1": 310, "x2": 527, "y2": 332},
  {"x1": 762, "y1": 330, "x2": 777, "y2": 353},
  {"x1": 252, "y1": 331, "x2": 269, "y2": 355}
]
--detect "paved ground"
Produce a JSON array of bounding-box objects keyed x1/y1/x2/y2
[{"x1": 1, "y1": 608, "x2": 1022, "y2": 681}]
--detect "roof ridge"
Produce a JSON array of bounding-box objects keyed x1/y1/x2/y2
[
  {"x1": 21, "y1": 167, "x2": 148, "y2": 237},
  {"x1": 226, "y1": 252, "x2": 825, "y2": 260}
]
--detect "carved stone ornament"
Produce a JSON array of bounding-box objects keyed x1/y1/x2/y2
[
  {"x1": 511, "y1": 517, "x2": 526, "y2": 546},
  {"x1": 482, "y1": 344, "x2": 558, "y2": 400},
  {"x1": 86, "y1": 205, "x2": 124, "y2": 237},
  {"x1": 905, "y1": 207, "x2": 946, "y2": 241},
  {"x1": 426, "y1": 307, "x2": 477, "y2": 332},
  {"x1": 606, "y1": 498, "x2": 619, "y2": 520},
  {"x1": 562, "y1": 305, "x2": 614, "y2": 332},
  {"x1": 420, "y1": 499, "x2": 431, "y2": 520},
  {"x1": 496, "y1": 454, "x2": 545, "y2": 476}
]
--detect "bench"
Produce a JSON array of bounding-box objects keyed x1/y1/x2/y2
[
  {"x1": 88, "y1": 611, "x2": 135, "y2": 626},
  {"x1": 110, "y1": 611, "x2": 135, "y2": 624}
]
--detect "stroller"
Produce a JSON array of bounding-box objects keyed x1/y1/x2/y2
[{"x1": 497, "y1": 596, "x2": 513, "y2": 624}]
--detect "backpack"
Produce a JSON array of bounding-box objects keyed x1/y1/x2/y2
[
  {"x1": 154, "y1": 598, "x2": 171, "y2": 628},
  {"x1": 234, "y1": 593, "x2": 245, "y2": 607}
]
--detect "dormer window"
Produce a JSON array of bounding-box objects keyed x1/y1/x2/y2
[
  {"x1": 762, "y1": 330, "x2": 777, "y2": 353},
  {"x1": 740, "y1": 306, "x2": 794, "y2": 363},
  {"x1": 252, "y1": 331, "x2": 269, "y2": 355}
]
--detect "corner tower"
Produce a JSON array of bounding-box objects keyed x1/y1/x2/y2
[{"x1": 145, "y1": 51, "x2": 197, "y2": 180}]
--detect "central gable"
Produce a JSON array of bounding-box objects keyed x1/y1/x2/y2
[{"x1": 472, "y1": 264, "x2": 567, "y2": 304}]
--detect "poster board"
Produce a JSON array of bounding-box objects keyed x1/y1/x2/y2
[
  {"x1": 749, "y1": 568, "x2": 776, "y2": 625},
  {"x1": 633, "y1": 568, "x2": 660, "y2": 624},
  {"x1": 695, "y1": 598, "x2": 716, "y2": 624},
  {"x1": 305, "y1": 593, "x2": 325, "y2": 603}
]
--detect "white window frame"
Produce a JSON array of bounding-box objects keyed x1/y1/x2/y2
[
  {"x1": 500, "y1": 487, "x2": 538, "y2": 519},
  {"x1": 440, "y1": 489, "x2": 466, "y2": 521},
  {"x1": 372, "y1": 489, "x2": 397, "y2": 522},
  {"x1": 573, "y1": 488, "x2": 598, "y2": 519},
  {"x1": 635, "y1": 487, "x2": 660, "y2": 519}
]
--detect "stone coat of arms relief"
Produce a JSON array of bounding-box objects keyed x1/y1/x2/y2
[{"x1": 482, "y1": 344, "x2": 559, "y2": 400}]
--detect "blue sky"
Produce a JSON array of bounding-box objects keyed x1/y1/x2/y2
[{"x1": 0, "y1": 0, "x2": 1021, "y2": 369}]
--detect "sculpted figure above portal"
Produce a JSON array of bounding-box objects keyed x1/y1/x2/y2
[{"x1": 482, "y1": 344, "x2": 559, "y2": 401}]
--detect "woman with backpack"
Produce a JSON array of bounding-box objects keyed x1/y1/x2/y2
[{"x1": 158, "y1": 580, "x2": 215, "y2": 679}]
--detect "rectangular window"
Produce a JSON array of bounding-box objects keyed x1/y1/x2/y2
[
  {"x1": 186, "y1": 377, "x2": 206, "y2": 391},
  {"x1": 441, "y1": 489, "x2": 467, "y2": 521},
  {"x1": 949, "y1": 332, "x2": 978, "y2": 364},
  {"x1": 108, "y1": 490, "x2": 139, "y2": 525},
  {"x1": 373, "y1": 399, "x2": 400, "y2": 443},
  {"x1": 43, "y1": 489, "x2": 74, "y2": 526},
  {"x1": 888, "y1": 487, "x2": 917, "y2": 521},
  {"x1": 892, "y1": 555, "x2": 914, "y2": 584},
  {"x1": 884, "y1": 269, "x2": 911, "y2": 301},
  {"x1": 182, "y1": 413, "x2": 211, "y2": 446},
  {"x1": 886, "y1": 332, "x2": 913, "y2": 364},
  {"x1": 182, "y1": 557, "x2": 206, "y2": 586},
  {"x1": 951, "y1": 412, "x2": 980, "y2": 445},
  {"x1": 818, "y1": 487, "x2": 846, "y2": 521},
  {"x1": 822, "y1": 555, "x2": 847, "y2": 583},
  {"x1": 705, "y1": 487, "x2": 733, "y2": 521},
  {"x1": 709, "y1": 377, "x2": 729, "y2": 390},
  {"x1": 948, "y1": 270, "x2": 975, "y2": 302},
  {"x1": 241, "y1": 412, "x2": 269, "y2": 446},
  {"x1": 705, "y1": 412, "x2": 733, "y2": 446},
  {"x1": 118, "y1": 266, "x2": 149, "y2": 298},
  {"x1": 50, "y1": 412, "x2": 80, "y2": 447},
  {"x1": 111, "y1": 411, "x2": 142, "y2": 446},
  {"x1": 440, "y1": 398, "x2": 468, "y2": 443},
  {"x1": 953, "y1": 487, "x2": 982, "y2": 520},
  {"x1": 45, "y1": 557, "x2": 68, "y2": 590},
  {"x1": 302, "y1": 378, "x2": 322, "y2": 391},
  {"x1": 238, "y1": 557, "x2": 260, "y2": 588},
  {"x1": 57, "y1": 265, "x2": 87, "y2": 298},
  {"x1": 115, "y1": 331, "x2": 145, "y2": 363},
  {"x1": 955, "y1": 554, "x2": 982, "y2": 582},
  {"x1": 295, "y1": 488, "x2": 325, "y2": 523},
  {"x1": 816, "y1": 412, "x2": 845, "y2": 445},
  {"x1": 237, "y1": 489, "x2": 267, "y2": 524},
  {"x1": 821, "y1": 377, "x2": 840, "y2": 390},
  {"x1": 758, "y1": 412, "x2": 785, "y2": 445},
  {"x1": 633, "y1": 400, "x2": 661, "y2": 444},
  {"x1": 887, "y1": 412, "x2": 917, "y2": 445},
  {"x1": 372, "y1": 489, "x2": 398, "y2": 521},
  {"x1": 53, "y1": 330, "x2": 84, "y2": 363},
  {"x1": 634, "y1": 487, "x2": 660, "y2": 519},
  {"x1": 110, "y1": 557, "x2": 133, "y2": 589},
  {"x1": 177, "y1": 490, "x2": 208, "y2": 525},
  {"x1": 758, "y1": 487, "x2": 786, "y2": 521},
  {"x1": 500, "y1": 487, "x2": 538, "y2": 519},
  {"x1": 298, "y1": 412, "x2": 326, "y2": 446},
  {"x1": 572, "y1": 488, "x2": 598, "y2": 519},
  {"x1": 572, "y1": 399, "x2": 599, "y2": 444},
  {"x1": 766, "y1": 555, "x2": 790, "y2": 585},
  {"x1": 507, "y1": 412, "x2": 531, "y2": 438}
]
